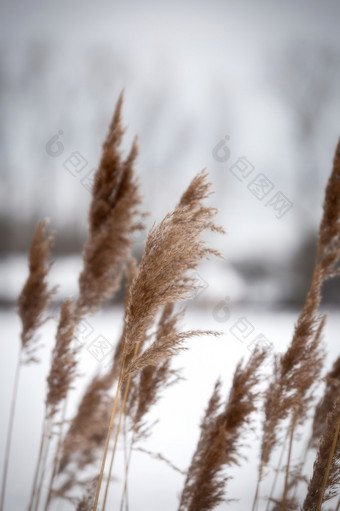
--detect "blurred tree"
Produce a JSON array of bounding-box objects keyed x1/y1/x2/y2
[
  {"x1": 269, "y1": 43, "x2": 340, "y2": 303},
  {"x1": 269, "y1": 43, "x2": 339, "y2": 217}
]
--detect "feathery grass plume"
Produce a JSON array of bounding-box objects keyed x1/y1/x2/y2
[
  {"x1": 93, "y1": 171, "x2": 225, "y2": 510},
  {"x1": 253, "y1": 272, "x2": 325, "y2": 510},
  {"x1": 317, "y1": 139, "x2": 340, "y2": 267},
  {"x1": 53, "y1": 374, "x2": 113, "y2": 507},
  {"x1": 253, "y1": 140, "x2": 340, "y2": 510},
  {"x1": 17, "y1": 219, "x2": 56, "y2": 363},
  {"x1": 17, "y1": 221, "x2": 55, "y2": 511},
  {"x1": 58, "y1": 371, "x2": 114, "y2": 476},
  {"x1": 309, "y1": 355, "x2": 340, "y2": 450},
  {"x1": 257, "y1": 314, "x2": 326, "y2": 481},
  {"x1": 29, "y1": 303, "x2": 80, "y2": 511},
  {"x1": 121, "y1": 170, "x2": 224, "y2": 370},
  {"x1": 179, "y1": 349, "x2": 266, "y2": 511},
  {"x1": 45, "y1": 300, "x2": 78, "y2": 419},
  {"x1": 303, "y1": 397, "x2": 340, "y2": 511},
  {"x1": 0, "y1": 220, "x2": 56, "y2": 511},
  {"x1": 41, "y1": 300, "x2": 80, "y2": 510},
  {"x1": 30, "y1": 300, "x2": 79, "y2": 511},
  {"x1": 266, "y1": 317, "x2": 328, "y2": 510},
  {"x1": 76, "y1": 93, "x2": 143, "y2": 315}
]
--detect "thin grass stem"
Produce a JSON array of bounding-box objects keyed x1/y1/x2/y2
[
  {"x1": 43, "y1": 398, "x2": 68, "y2": 511},
  {"x1": 281, "y1": 411, "x2": 297, "y2": 511},
  {"x1": 33, "y1": 417, "x2": 53, "y2": 511},
  {"x1": 92, "y1": 354, "x2": 126, "y2": 511},
  {"x1": 316, "y1": 417, "x2": 340, "y2": 511},
  {"x1": 102, "y1": 343, "x2": 140, "y2": 511},
  {"x1": 0, "y1": 352, "x2": 21, "y2": 511},
  {"x1": 265, "y1": 428, "x2": 290, "y2": 511}
]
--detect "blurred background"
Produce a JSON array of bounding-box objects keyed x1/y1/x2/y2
[
  {"x1": 1, "y1": 0, "x2": 340, "y2": 307},
  {"x1": 0, "y1": 1, "x2": 339, "y2": 510}
]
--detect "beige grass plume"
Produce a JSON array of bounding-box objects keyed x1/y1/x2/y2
[
  {"x1": 42, "y1": 299, "x2": 79, "y2": 511},
  {"x1": 31, "y1": 300, "x2": 80, "y2": 511},
  {"x1": 45, "y1": 300, "x2": 78, "y2": 419},
  {"x1": 77, "y1": 92, "x2": 143, "y2": 315},
  {"x1": 17, "y1": 219, "x2": 56, "y2": 363},
  {"x1": 121, "y1": 170, "x2": 224, "y2": 374},
  {"x1": 253, "y1": 140, "x2": 340, "y2": 510},
  {"x1": 303, "y1": 397, "x2": 340, "y2": 510},
  {"x1": 59, "y1": 372, "x2": 114, "y2": 477},
  {"x1": 1, "y1": 220, "x2": 56, "y2": 511},
  {"x1": 179, "y1": 349, "x2": 266, "y2": 511},
  {"x1": 309, "y1": 355, "x2": 340, "y2": 451}
]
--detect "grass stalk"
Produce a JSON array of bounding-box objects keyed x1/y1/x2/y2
[
  {"x1": 281, "y1": 411, "x2": 297, "y2": 511},
  {"x1": 119, "y1": 430, "x2": 135, "y2": 511},
  {"x1": 316, "y1": 417, "x2": 340, "y2": 511},
  {"x1": 252, "y1": 462, "x2": 264, "y2": 511},
  {"x1": 102, "y1": 343, "x2": 140, "y2": 511},
  {"x1": 252, "y1": 432, "x2": 273, "y2": 511},
  {"x1": 43, "y1": 398, "x2": 68, "y2": 511},
  {"x1": 33, "y1": 418, "x2": 53, "y2": 511},
  {"x1": 265, "y1": 428, "x2": 289, "y2": 511},
  {"x1": 92, "y1": 354, "x2": 126, "y2": 511},
  {"x1": 0, "y1": 352, "x2": 21, "y2": 511},
  {"x1": 27, "y1": 413, "x2": 49, "y2": 511}
]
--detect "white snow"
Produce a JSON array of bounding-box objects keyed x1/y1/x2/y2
[{"x1": 0, "y1": 304, "x2": 339, "y2": 510}]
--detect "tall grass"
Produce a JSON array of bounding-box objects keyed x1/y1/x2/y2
[{"x1": 0, "y1": 96, "x2": 339, "y2": 511}]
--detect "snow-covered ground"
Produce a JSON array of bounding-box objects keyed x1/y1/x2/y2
[
  {"x1": 0, "y1": 253, "x2": 295, "y2": 308},
  {"x1": 0, "y1": 255, "x2": 248, "y2": 305},
  {"x1": 0, "y1": 304, "x2": 339, "y2": 511}
]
